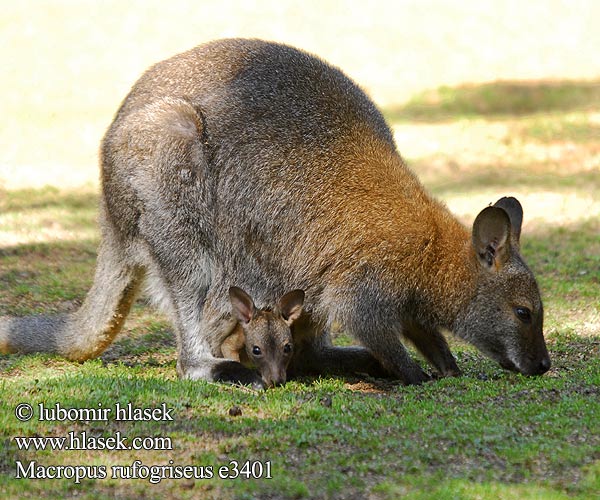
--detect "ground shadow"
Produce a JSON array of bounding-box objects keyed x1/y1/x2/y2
[
  {"x1": 0, "y1": 186, "x2": 98, "y2": 214},
  {"x1": 384, "y1": 79, "x2": 600, "y2": 122}
]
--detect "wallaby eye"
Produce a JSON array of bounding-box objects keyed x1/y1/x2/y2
[
  {"x1": 283, "y1": 343, "x2": 293, "y2": 354},
  {"x1": 514, "y1": 307, "x2": 532, "y2": 324},
  {"x1": 252, "y1": 346, "x2": 262, "y2": 356}
]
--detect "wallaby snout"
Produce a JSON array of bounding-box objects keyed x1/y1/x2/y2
[
  {"x1": 537, "y1": 355, "x2": 552, "y2": 374},
  {"x1": 259, "y1": 366, "x2": 288, "y2": 389},
  {"x1": 505, "y1": 354, "x2": 551, "y2": 376}
]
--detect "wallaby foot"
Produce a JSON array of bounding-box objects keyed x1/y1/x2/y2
[
  {"x1": 290, "y1": 343, "x2": 391, "y2": 379},
  {"x1": 178, "y1": 358, "x2": 265, "y2": 390},
  {"x1": 402, "y1": 323, "x2": 461, "y2": 378},
  {"x1": 288, "y1": 319, "x2": 391, "y2": 380}
]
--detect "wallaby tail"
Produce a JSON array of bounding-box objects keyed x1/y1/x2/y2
[{"x1": 0, "y1": 236, "x2": 144, "y2": 361}]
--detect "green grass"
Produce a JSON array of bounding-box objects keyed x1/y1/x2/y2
[
  {"x1": 521, "y1": 113, "x2": 600, "y2": 143},
  {"x1": 1, "y1": 186, "x2": 598, "y2": 499},
  {"x1": 525, "y1": 220, "x2": 600, "y2": 322},
  {"x1": 0, "y1": 342, "x2": 598, "y2": 499}
]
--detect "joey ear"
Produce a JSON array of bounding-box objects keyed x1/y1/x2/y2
[
  {"x1": 493, "y1": 196, "x2": 523, "y2": 244},
  {"x1": 472, "y1": 206, "x2": 511, "y2": 271},
  {"x1": 228, "y1": 287, "x2": 256, "y2": 324},
  {"x1": 278, "y1": 289, "x2": 305, "y2": 325}
]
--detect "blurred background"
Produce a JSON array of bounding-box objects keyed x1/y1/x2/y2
[{"x1": 1, "y1": 0, "x2": 599, "y2": 189}]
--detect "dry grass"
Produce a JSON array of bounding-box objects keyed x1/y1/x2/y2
[{"x1": 393, "y1": 113, "x2": 600, "y2": 228}]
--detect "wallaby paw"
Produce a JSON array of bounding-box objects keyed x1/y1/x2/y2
[
  {"x1": 431, "y1": 367, "x2": 462, "y2": 380},
  {"x1": 403, "y1": 369, "x2": 432, "y2": 385},
  {"x1": 250, "y1": 379, "x2": 267, "y2": 391},
  {"x1": 211, "y1": 360, "x2": 266, "y2": 390}
]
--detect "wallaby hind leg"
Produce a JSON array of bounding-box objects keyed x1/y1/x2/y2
[
  {"x1": 289, "y1": 336, "x2": 392, "y2": 379},
  {"x1": 103, "y1": 96, "x2": 265, "y2": 389},
  {"x1": 288, "y1": 315, "x2": 391, "y2": 379},
  {"x1": 0, "y1": 224, "x2": 143, "y2": 361}
]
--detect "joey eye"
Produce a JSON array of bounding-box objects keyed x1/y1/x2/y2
[
  {"x1": 283, "y1": 343, "x2": 293, "y2": 354},
  {"x1": 252, "y1": 346, "x2": 262, "y2": 356},
  {"x1": 514, "y1": 307, "x2": 532, "y2": 324}
]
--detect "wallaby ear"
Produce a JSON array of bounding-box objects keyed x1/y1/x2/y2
[
  {"x1": 493, "y1": 196, "x2": 523, "y2": 245},
  {"x1": 278, "y1": 289, "x2": 305, "y2": 325},
  {"x1": 472, "y1": 206, "x2": 512, "y2": 271},
  {"x1": 229, "y1": 287, "x2": 255, "y2": 324}
]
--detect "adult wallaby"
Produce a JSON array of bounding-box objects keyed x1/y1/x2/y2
[
  {"x1": 0, "y1": 38, "x2": 550, "y2": 388},
  {"x1": 220, "y1": 287, "x2": 304, "y2": 388}
]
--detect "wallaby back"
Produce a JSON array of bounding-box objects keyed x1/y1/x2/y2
[{"x1": 0, "y1": 38, "x2": 550, "y2": 386}]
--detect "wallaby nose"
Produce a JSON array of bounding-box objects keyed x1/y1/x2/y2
[
  {"x1": 267, "y1": 372, "x2": 287, "y2": 388},
  {"x1": 262, "y1": 378, "x2": 275, "y2": 389},
  {"x1": 538, "y1": 356, "x2": 551, "y2": 374},
  {"x1": 262, "y1": 369, "x2": 287, "y2": 388}
]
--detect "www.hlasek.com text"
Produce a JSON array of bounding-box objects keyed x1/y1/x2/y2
[{"x1": 14, "y1": 431, "x2": 172, "y2": 452}]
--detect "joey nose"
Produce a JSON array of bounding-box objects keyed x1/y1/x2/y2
[
  {"x1": 261, "y1": 378, "x2": 275, "y2": 389},
  {"x1": 264, "y1": 378, "x2": 285, "y2": 388},
  {"x1": 267, "y1": 373, "x2": 287, "y2": 388}
]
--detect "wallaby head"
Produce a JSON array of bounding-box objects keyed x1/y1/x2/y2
[
  {"x1": 456, "y1": 197, "x2": 550, "y2": 376},
  {"x1": 228, "y1": 287, "x2": 305, "y2": 388}
]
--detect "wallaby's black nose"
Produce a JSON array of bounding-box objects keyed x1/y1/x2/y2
[{"x1": 538, "y1": 356, "x2": 551, "y2": 374}]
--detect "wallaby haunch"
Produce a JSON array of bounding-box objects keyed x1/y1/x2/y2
[
  {"x1": 221, "y1": 287, "x2": 304, "y2": 388},
  {"x1": 0, "y1": 38, "x2": 550, "y2": 387}
]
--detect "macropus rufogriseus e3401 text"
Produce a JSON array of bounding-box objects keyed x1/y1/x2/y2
[
  {"x1": 221, "y1": 287, "x2": 304, "y2": 388},
  {"x1": 0, "y1": 38, "x2": 550, "y2": 387}
]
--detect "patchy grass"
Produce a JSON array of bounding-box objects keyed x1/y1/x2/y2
[
  {"x1": 520, "y1": 112, "x2": 600, "y2": 143},
  {"x1": 0, "y1": 186, "x2": 98, "y2": 248},
  {"x1": 0, "y1": 243, "x2": 97, "y2": 316},
  {"x1": 525, "y1": 220, "x2": 600, "y2": 336},
  {"x1": 1, "y1": 157, "x2": 599, "y2": 499}
]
